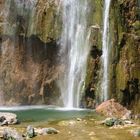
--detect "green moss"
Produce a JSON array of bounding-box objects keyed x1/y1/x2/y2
[
  {"x1": 132, "y1": 21, "x2": 140, "y2": 30},
  {"x1": 85, "y1": 57, "x2": 94, "y2": 88}
]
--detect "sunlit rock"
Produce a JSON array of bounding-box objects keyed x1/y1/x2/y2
[
  {"x1": 0, "y1": 112, "x2": 19, "y2": 125},
  {"x1": 96, "y1": 99, "x2": 131, "y2": 119},
  {"x1": 3, "y1": 128, "x2": 23, "y2": 140},
  {"x1": 26, "y1": 125, "x2": 36, "y2": 138},
  {"x1": 131, "y1": 128, "x2": 140, "y2": 137}
]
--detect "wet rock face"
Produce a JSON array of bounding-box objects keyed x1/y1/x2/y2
[
  {"x1": 119, "y1": 0, "x2": 139, "y2": 32},
  {"x1": 109, "y1": 0, "x2": 140, "y2": 112},
  {"x1": 0, "y1": 0, "x2": 61, "y2": 42},
  {"x1": 83, "y1": 25, "x2": 102, "y2": 109},
  {"x1": 0, "y1": 36, "x2": 63, "y2": 105},
  {"x1": 0, "y1": 0, "x2": 101, "y2": 106},
  {"x1": 0, "y1": 0, "x2": 63, "y2": 105},
  {"x1": 85, "y1": 0, "x2": 140, "y2": 112},
  {"x1": 115, "y1": 33, "x2": 140, "y2": 107}
]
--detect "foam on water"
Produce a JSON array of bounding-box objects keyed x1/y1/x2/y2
[{"x1": 0, "y1": 105, "x2": 92, "y2": 111}]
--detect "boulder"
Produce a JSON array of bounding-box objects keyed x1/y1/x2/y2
[
  {"x1": 45, "y1": 127, "x2": 59, "y2": 134},
  {"x1": 96, "y1": 99, "x2": 131, "y2": 119},
  {"x1": 102, "y1": 118, "x2": 125, "y2": 127},
  {"x1": 102, "y1": 117, "x2": 134, "y2": 127},
  {"x1": 0, "y1": 112, "x2": 19, "y2": 126},
  {"x1": 25, "y1": 126, "x2": 59, "y2": 137},
  {"x1": 131, "y1": 129, "x2": 140, "y2": 137},
  {"x1": 26, "y1": 125, "x2": 36, "y2": 138},
  {"x1": 134, "y1": 114, "x2": 140, "y2": 120},
  {"x1": 35, "y1": 127, "x2": 59, "y2": 135},
  {"x1": 3, "y1": 128, "x2": 23, "y2": 140},
  {"x1": 102, "y1": 118, "x2": 118, "y2": 127}
]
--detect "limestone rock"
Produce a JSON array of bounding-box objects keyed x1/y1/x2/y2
[
  {"x1": 0, "y1": 112, "x2": 19, "y2": 125},
  {"x1": 0, "y1": 0, "x2": 62, "y2": 106},
  {"x1": 102, "y1": 117, "x2": 134, "y2": 127},
  {"x1": 102, "y1": 118, "x2": 123, "y2": 127},
  {"x1": 131, "y1": 128, "x2": 140, "y2": 137},
  {"x1": 35, "y1": 127, "x2": 59, "y2": 135},
  {"x1": 26, "y1": 125, "x2": 36, "y2": 138},
  {"x1": 3, "y1": 128, "x2": 23, "y2": 140},
  {"x1": 26, "y1": 126, "x2": 59, "y2": 137},
  {"x1": 45, "y1": 127, "x2": 59, "y2": 134}
]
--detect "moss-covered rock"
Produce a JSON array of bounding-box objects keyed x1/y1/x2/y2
[
  {"x1": 0, "y1": 0, "x2": 61, "y2": 43},
  {"x1": 109, "y1": 0, "x2": 140, "y2": 112}
]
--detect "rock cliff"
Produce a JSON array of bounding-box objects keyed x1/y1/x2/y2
[
  {"x1": 0, "y1": 0, "x2": 139, "y2": 112},
  {"x1": 85, "y1": 0, "x2": 140, "y2": 113},
  {"x1": 0, "y1": 0, "x2": 62, "y2": 105}
]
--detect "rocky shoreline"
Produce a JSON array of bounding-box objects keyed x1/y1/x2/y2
[{"x1": 0, "y1": 100, "x2": 139, "y2": 140}]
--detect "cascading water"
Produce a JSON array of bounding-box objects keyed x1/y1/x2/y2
[
  {"x1": 101, "y1": 0, "x2": 111, "y2": 101},
  {"x1": 58, "y1": 0, "x2": 91, "y2": 108}
]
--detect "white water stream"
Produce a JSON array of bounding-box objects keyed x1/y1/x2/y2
[
  {"x1": 101, "y1": 0, "x2": 111, "y2": 101},
  {"x1": 58, "y1": 0, "x2": 91, "y2": 108}
]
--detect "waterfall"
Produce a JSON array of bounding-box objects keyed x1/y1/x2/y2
[
  {"x1": 58, "y1": 0, "x2": 91, "y2": 108},
  {"x1": 101, "y1": 0, "x2": 111, "y2": 101}
]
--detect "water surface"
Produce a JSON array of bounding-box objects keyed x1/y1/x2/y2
[{"x1": 0, "y1": 105, "x2": 95, "y2": 122}]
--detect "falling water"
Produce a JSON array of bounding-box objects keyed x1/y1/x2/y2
[
  {"x1": 58, "y1": 0, "x2": 91, "y2": 108},
  {"x1": 101, "y1": 0, "x2": 111, "y2": 101}
]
